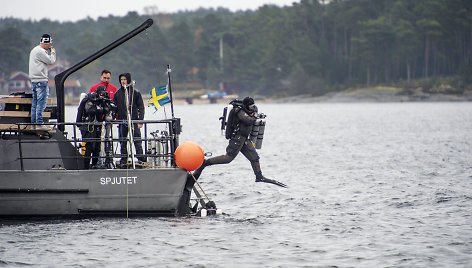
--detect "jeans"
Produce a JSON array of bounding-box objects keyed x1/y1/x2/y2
[{"x1": 31, "y1": 81, "x2": 49, "y2": 124}]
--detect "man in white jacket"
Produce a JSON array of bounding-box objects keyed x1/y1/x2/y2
[{"x1": 29, "y1": 33, "x2": 56, "y2": 129}]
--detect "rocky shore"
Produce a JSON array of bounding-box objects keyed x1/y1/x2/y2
[{"x1": 274, "y1": 86, "x2": 472, "y2": 103}]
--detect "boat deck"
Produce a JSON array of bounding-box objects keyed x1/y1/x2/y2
[{"x1": 0, "y1": 95, "x2": 54, "y2": 131}]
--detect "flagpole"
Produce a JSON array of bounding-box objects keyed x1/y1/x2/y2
[{"x1": 166, "y1": 64, "x2": 175, "y2": 119}]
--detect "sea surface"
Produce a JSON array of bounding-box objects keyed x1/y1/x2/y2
[{"x1": 1, "y1": 102, "x2": 471, "y2": 267}]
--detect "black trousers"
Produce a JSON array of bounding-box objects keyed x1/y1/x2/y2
[
  {"x1": 194, "y1": 135, "x2": 262, "y2": 179},
  {"x1": 119, "y1": 123, "x2": 145, "y2": 163},
  {"x1": 81, "y1": 129, "x2": 101, "y2": 169}
]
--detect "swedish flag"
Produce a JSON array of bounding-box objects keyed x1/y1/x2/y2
[{"x1": 148, "y1": 85, "x2": 171, "y2": 110}]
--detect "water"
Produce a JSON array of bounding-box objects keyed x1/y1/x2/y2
[{"x1": 1, "y1": 102, "x2": 471, "y2": 267}]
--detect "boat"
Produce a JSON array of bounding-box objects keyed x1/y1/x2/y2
[{"x1": 0, "y1": 18, "x2": 211, "y2": 218}]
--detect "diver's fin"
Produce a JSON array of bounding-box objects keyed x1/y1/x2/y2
[{"x1": 255, "y1": 177, "x2": 287, "y2": 188}]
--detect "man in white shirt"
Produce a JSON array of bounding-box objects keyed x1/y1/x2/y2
[{"x1": 29, "y1": 33, "x2": 56, "y2": 128}]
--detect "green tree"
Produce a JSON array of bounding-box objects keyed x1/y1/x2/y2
[
  {"x1": 1, "y1": 1, "x2": 471, "y2": 97},
  {"x1": 414, "y1": 1, "x2": 445, "y2": 78},
  {"x1": 166, "y1": 22, "x2": 194, "y2": 82},
  {"x1": 0, "y1": 27, "x2": 30, "y2": 75}
]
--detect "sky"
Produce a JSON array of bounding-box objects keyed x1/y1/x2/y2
[{"x1": 2, "y1": 0, "x2": 298, "y2": 22}]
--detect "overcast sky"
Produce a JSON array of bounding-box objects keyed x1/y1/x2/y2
[{"x1": 2, "y1": 0, "x2": 298, "y2": 22}]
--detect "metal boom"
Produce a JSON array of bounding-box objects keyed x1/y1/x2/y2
[{"x1": 54, "y1": 18, "x2": 154, "y2": 131}]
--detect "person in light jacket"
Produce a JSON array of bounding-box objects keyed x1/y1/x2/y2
[{"x1": 29, "y1": 33, "x2": 56, "y2": 129}]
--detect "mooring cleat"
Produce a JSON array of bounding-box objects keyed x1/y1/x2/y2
[{"x1": 255, "y1": 177, "x2": 287, "y2": 188}]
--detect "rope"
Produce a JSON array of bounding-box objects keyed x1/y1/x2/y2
[
  {"x1": 127, "y1": 90, "x2": 133, "y2": 218},
  {"x1": 124, "y1": 84, "x2": 135, "y2": 218},
  {"x1": 126, "y1": 163, "x2": 129, "y2": 218}
]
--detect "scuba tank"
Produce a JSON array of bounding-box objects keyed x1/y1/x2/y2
[
  {"x1": 249, "y1": 121, "x2": 259, "y2": 146},
  {"x1": 220, "y1": 99, "x2": 243, "y2": 139},
  {"x1": 147, "y1": 130, "x2": 170, "y2": 167},
  {"x1": 220, "y1": 99, "x2": 267, "y2": 147},
  {"x1": 147, "y1": 131, "x2": 158, "y2": 167},
  {"x1": 249, "y1": 113, "x2": 266, "y2": 149},
  {"x1": 255, "y1": 119, "x2": 266, "y2": 149},
  {"x1": 219, "y1": 104, "x2": 233, "y2": 136},
  {"x1": 158, "y1": 131, "x2": 170, "y2": 167}
]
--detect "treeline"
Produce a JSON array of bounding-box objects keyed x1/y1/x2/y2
[{"x1": 1, "y1": 0, "x2": 471, "y2": 97}]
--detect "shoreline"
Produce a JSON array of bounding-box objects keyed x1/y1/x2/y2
[
  {"x1": 60, "y1": 86, "x2": 472, "y2": 106},
  {"x1": 272, "y1": 86, "x2": 472, "y2": 103}
]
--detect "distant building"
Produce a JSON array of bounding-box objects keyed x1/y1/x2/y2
[
  {"x1": 48, "y1": 79, "x2": 82, "y2": 98},
  {"x1": 3, "y1": 71, "x2": 81, "y2": 100},
  {"x1": 48, "y1": 63, "x2": 67, "y2": 78},
  {"x1": 2, "y1": 59, "x2": 82, "y2": 99},
  {"x1": 7, "y1": 71, "x2": 31, "y2": 94},
  {"x1": 47, "y1": 61, "x2": 83, "y2": 97}
]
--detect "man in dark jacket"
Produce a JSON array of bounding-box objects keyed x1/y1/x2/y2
[
  {"x1": 114, "y1": 73, "x2": 146, "y2": 165},
  {"x1": 192, "y1": 97, "x2": 286, "y2": 187}
]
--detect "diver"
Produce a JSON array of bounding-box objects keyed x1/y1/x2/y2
[
  {"x1": 192, "y1": 97, "x2": 287, "y2": 188},
  {"x1": 76, "y1": 86, "x2": 115, "y2": 169}
]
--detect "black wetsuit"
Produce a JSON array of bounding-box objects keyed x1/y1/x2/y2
[
  {"x1": 193, "y1": 106, "x2": 263, "y2": 178},
  {"x1": 190, "y1": 99, "x2": 287, "y2": 188},
  {"x1": 76, "y1": 94, "x2": 105, "y2": 169}
]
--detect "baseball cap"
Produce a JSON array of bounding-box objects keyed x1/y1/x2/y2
[{"x1": 40, "y1": 34, "x2": 52, "y2": 44}]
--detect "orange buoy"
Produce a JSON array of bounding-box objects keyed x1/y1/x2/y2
[{"x1": 174, "y1": 141, "x2": 204, "y2": 171}]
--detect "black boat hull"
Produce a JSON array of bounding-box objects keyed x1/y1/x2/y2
[{"x1": 0, "y1": 168, "x2": 188, "y2": 217}]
